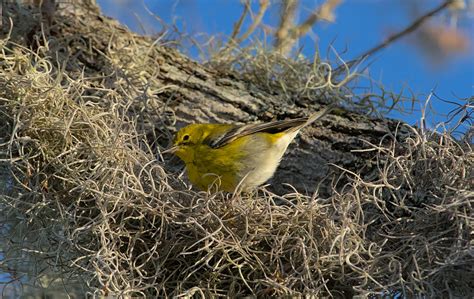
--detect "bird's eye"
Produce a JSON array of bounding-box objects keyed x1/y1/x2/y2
[{"x1": 182, "y1": 134, "x2": 190, "y2": 141}]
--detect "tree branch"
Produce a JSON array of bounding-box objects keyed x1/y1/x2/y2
[
  {"x1": 229, "y1": 0, "x2": 250, "y2": 43},
  {"x1": 274, "y1": 0, "x2": 299, "y2": 53},
  {"x1": 275, "y1": 0, "x2": 341, "y2": 55},
  {"x1": 343, "y1": 0, "x2": 456, "y2": 71},
  {"x1": 235, "y1": 0, "x2": 269, "y2": 44}
]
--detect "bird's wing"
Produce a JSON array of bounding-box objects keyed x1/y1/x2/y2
[{"x1": 209, "y1": 105, "x2": 333, "y2": 149}]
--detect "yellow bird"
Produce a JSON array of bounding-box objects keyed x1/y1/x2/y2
[{"x1": 164, "y1": 106, "x2": 333, "y2": 192}]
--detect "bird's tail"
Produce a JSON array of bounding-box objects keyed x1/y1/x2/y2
[{"x1": 296, "y1": 104, "x2": 335, "y2": 131}]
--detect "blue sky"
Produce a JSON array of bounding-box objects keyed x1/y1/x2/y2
[{"x1": 97, "y1": 0, "x2": 473, "y2": 136}]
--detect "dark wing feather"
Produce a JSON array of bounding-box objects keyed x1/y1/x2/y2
[
  {"x1": 208, "y1": 118, "x2": 307, "y2": 148},
  {"x1": 209, "y1": 105, "x2": 334, "y2": 149}
]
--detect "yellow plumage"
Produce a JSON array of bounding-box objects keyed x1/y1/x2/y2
[{"x1": 164, "y1": 106, "x2": 332, "y2": 192}]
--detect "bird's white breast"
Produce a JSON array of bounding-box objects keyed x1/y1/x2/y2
[{"x1": 238, "y1": 131, "x2": 299, "y2": 190}]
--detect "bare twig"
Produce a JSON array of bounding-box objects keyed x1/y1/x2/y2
[
  {"x1": 235, "y1": 0, "x2": 270, "y2": 44},
  {"x1": 274, "y1": 0, "x2": 299, "y2": 52},
  {"x1": 339, "y1": 0, "x2": 456, "y2": 72},
  {"x1": 229, "y1": 0, "x2": 250, "y2": 43},
  {"x1": 275, "y1": 0, "x2": 342, "y2": 55},
  {"x1": 296, "y1": 0, "x2": 341, "y2": 35},
  {"x1": 226, "y1": 0, "x2": 270, "y2": 50}
]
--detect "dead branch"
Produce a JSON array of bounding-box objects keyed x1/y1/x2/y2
[
  {"x1": 275, "y1": 0, "x2": 342, "y2": 55},
  {"x1": 339, "y1": 0, "x2": 456, "y2": 72}
]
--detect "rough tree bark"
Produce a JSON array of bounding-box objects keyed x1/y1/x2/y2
[{"x1": 7, "y1": 0, "x2": 411, "y2": 196}]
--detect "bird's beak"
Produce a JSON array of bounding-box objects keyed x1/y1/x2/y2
[{"x1": 162, "y1": 145, "x2": 179, "y2": 154}]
